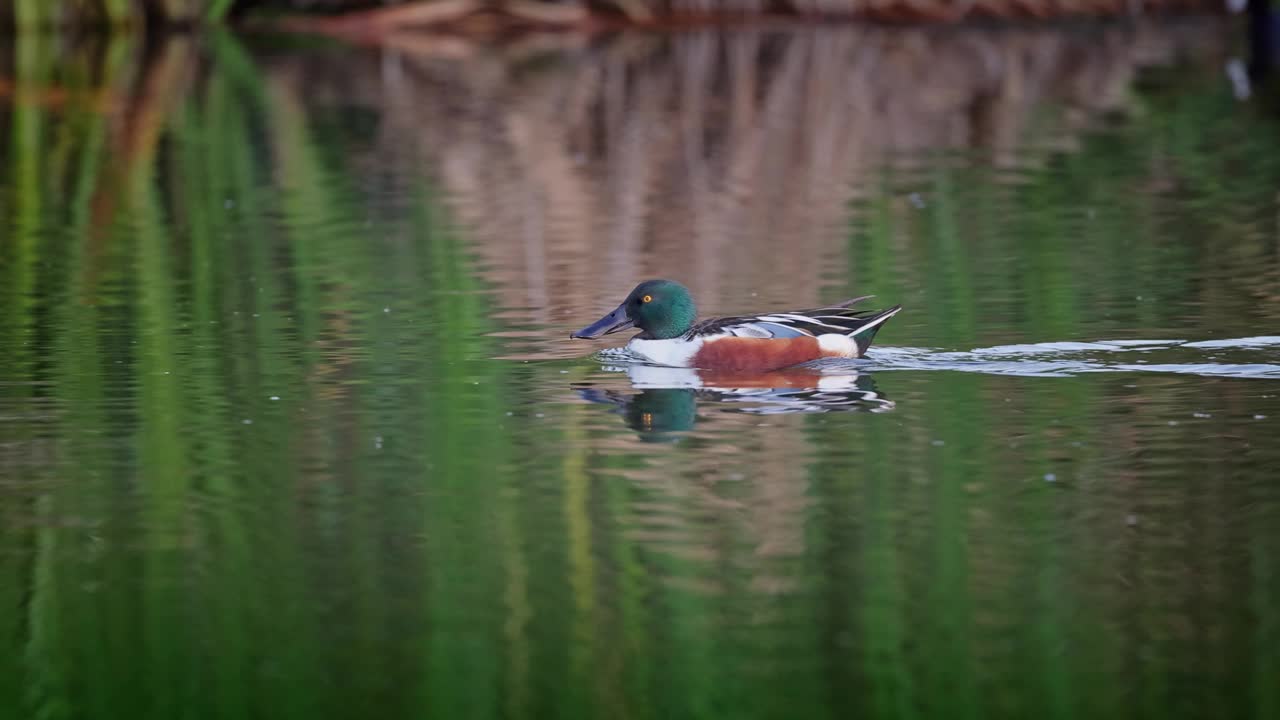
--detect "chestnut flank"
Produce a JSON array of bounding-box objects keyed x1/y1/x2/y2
[{"x1": 691, "y1": 336, "x2": 824, "y2": 372}]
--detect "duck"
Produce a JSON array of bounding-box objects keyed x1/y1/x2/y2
[{"x1": 570, "y1": 279, "x2": 901, "y2": 372}]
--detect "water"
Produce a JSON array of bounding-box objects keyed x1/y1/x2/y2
[{"x1": 2, "y1": 21, "x2": 1279, "y2": 720}]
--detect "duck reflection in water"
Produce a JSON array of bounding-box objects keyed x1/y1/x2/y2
[{"x1": 576, "y1": 363, "x2": 894, "y2": 440}]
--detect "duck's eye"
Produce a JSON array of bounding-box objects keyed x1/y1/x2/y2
[{"x1": 642, "y1": 295, "x2": 653, "y2": 303}]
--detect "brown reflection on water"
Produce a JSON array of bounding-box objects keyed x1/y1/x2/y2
[
  {"x1": 251, "y1": 20, "x2": 1228, "y2": 356},
  {"x1": 4, "y1": 21, "x2": 1280, "y2": 720}
]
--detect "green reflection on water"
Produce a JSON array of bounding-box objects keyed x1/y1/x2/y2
[{"x1": 1, "y1": 28, "x2": 1279, "y2": 720}]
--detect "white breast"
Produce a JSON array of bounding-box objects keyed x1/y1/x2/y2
[{"x1": 628, "y1": 338, "x2": 703, "y2": 367}]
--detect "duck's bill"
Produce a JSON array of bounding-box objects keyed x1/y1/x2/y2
[{"x1": 571, "y1": 304, "x2": 634, "y2": 339}]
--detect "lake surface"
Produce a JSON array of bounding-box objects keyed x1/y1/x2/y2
[{"x1": 2, "y1": 20, "x2": 1279, "y2": 720}]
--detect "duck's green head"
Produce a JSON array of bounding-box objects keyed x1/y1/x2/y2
[{"x1": 571, "y1": 279, "x2": 697, "y2": 341}]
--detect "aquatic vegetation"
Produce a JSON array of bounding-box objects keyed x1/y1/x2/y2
[
  {"x1": 7, "y1": 0, "x2": 235, "y2": 27},
  {"x1": 1, "y1": 27, "x2": 1278, "y2": 720},
  {"x1": 2, "y1": 0, "x2": 1228, "y2": 30}
]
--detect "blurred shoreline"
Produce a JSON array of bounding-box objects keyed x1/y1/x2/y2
[
  {"x1": 1, "y1": 16, "x2": 1257, "y2": 362},
  {"x1": 250, "y1": 18, "x2": 1231, "y2": 349},
  {"x1": 1, "y1": 0, "x2": 1227, "y2": 33}
]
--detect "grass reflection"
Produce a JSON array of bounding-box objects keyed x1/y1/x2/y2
[{"x1": 0, "y1": 25, "x2": 1278, "y2": 720}]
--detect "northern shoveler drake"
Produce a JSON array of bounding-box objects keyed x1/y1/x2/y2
[{"x1": 570, "y1": 279, "x2": 902, "y2": 372}]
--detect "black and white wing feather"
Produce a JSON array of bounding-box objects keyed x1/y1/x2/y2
[{"x1": 686, "y1": 296, "x2": 885, "y2": 339}]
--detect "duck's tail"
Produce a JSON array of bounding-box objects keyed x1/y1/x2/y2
[{"x1": 848, "y1": 304, "x2": 903, "y2": 357}]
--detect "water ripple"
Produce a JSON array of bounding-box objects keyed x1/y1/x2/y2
[{"x1": 870, "y1": 337, "x2": 1280, "y2": 379}]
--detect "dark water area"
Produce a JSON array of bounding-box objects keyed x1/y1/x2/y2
[{"x1": 2, "y1": 19, "x2": 1279, "y2": 720}]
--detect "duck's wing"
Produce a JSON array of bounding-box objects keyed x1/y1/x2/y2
[{"x1": 686, "y1": 296, "x2": 881, "y2": 340}]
